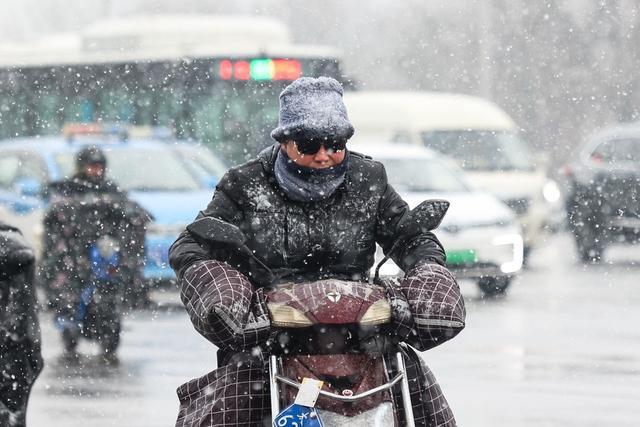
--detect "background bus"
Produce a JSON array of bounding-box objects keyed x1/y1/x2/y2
[{"x1": 0, "y1": 14, "x2": 348, "y2": 161}]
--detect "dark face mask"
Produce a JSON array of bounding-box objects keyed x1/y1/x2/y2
[{"x1": 274, "y1": 148, "x2": 349, "y2": 202}]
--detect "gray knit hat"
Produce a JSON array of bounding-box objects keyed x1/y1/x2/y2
[{"x1": 270, "y1": 76, "x2": 355, "y2": 143}]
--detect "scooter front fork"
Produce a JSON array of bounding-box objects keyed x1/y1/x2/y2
[
  {"x1": 268, "y1": 352, "x2": 415, "y2": 426},
  {"x1": 396, "y1": 351, "x2": 416, "y2": 427}
]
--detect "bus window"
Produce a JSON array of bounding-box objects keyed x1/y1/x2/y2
[{"x1": 0, "y1": 16, "x2": 346, "y2": 162}]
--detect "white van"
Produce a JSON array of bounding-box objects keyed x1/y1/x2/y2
[{"x1": 344, "y1": 91, "x2": 562, "y2": 260}]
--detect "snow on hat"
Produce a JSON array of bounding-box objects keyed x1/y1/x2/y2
[{"x1": 271, "y1": 76, "x2": 355, "y2": 143}]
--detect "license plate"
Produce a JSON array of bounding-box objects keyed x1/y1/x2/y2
[
  {"x1": 274, "y1": 404, "x2": 324, "y2": 427},
  {"x1": 446, "y1": 249, "x2": 477, "y2": 265}
]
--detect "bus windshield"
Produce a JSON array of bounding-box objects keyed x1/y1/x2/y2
[
  {"x1": 0, "y1": 59, "x2": 342, "y2": 162},
  {"x1": 56, "y1": 149, "x2": 201, "y2": 192},
  {"x1": 421, "y1": 130, "x2": 536, "y2": 172},
  {"x1": 0, "y1": 16, "x2": 345, "y2": 163}
]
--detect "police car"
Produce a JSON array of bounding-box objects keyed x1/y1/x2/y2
[{"x1": 0, "y1": 124, "x2": 223, "y2": 285}]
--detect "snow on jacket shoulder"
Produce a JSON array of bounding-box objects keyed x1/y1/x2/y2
[{"x1": 169, "y1": 144, "x2": 445, "y2": 285}]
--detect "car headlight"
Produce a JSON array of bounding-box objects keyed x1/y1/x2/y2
[
  {"x1": 543, "y1": 179, "x2": 561, "y2": 203},
  {"x1": 267, "y1": 303, "x2": 313, "y2": 328},
  {"x1": 360, "y1": 299, "x2": 392, "y2": 325},
  {"x1": 492, "y1": 233, "x2": 524, "y2": 273}
]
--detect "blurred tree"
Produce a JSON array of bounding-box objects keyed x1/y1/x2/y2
[
  {"x1": 586, "y1": 0, "x2": 640, "y2": 123},
  {"x1": 489, "y1": 0, "x2": 583, "y2": 157}
]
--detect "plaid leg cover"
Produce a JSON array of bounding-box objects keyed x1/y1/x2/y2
[
  {"x1": 399, "y1": 263, "x2": 466, "y2": 351},
  {"x1": 180, "y1": 260, "x2": 271, "y2": 352},
  {"x1": 177, "y1": 261, "x2": 462, "y2": 426},
  {"x1": 176, "y1": 361, "x2": 271, "y2": 427},
  {"x1": 388, "y1": 345, "x2": 457, "y2": 427},
  {"x1": 175, "y1": 352, "x2": 456, "y2": 427}
]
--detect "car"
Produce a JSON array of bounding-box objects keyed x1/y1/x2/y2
[
  {"x1": 350, "y1": 142, "x2": 524, "y2": 296},
  {"x1": 170, "y1": 141, "x2": 228, "y2": 189},
  {"x1": 563, "y1": 123, "x2": 640, "y2": 262},
  {"x1": 0, "y1": 125, "x2": 215, "y2": 286},
  {"x1": 344, "y1": 91, "x2": 562, "y2": 263}
]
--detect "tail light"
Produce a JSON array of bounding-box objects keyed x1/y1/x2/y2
[
  {"x1": 559, "y1": 164, "x2": 573, "y2": 177},
  {"x1": 590, "y1": 153, "x2": 603, "y2": 164},
  {"x1": 359, "y1": 299, "x2": 391, "y2": 325}
]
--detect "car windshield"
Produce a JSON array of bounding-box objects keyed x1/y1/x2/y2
[
  {"x1": 176, "y1": 145, "x2": 228, "y2": 181},
  {"x1": 56, "y1": 148, "x2": 201, "y2": 191},
  {"x1": 592, "y1": 138, "x2": 640, "y2": 164},
  {"x1": 380, "y1": 157, "x2": 469, "y2": 193},
  {"x1": 421, "y1": 130, "x2": 536, "y2": 172}
]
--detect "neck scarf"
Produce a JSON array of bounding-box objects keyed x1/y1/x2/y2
[{"x1": 274, "y1": 148, "x2": 349, "y2": 202}]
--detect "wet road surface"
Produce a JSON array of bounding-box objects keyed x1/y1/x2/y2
[
  {"x1": 427, "y1": 233, "x2": 640, "y2": 426},
  {"x1": 27, "y1": 232, "x2": 640, "y2": 426}
]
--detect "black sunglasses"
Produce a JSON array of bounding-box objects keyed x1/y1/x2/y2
[{"x1": 294, "y1": 138, "x2": 347, "y2": 155}]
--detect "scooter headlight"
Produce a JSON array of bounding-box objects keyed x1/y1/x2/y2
[
  {"x1": 360, "y1": 299, "x2": 392, "y2": 325},
  {"x1": 267, "y1": 303, "x2": 313, "y2": 328}
]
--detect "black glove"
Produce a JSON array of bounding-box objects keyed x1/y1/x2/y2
[
  {"x1": 381, "y1": 277, "x2": 415, "y2": 343},
  {"x1": 241, "y1": 286, "x2": 274, "y2": 350}
]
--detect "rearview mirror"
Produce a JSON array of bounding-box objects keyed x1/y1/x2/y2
[
  {"x1": 373, "y1": 199, "x2": 450, "y2": 285},
  {"x1": 186, "y1": 217, "x2": 247, "y2": 248},
  {"x1": 398, "y1": 199, "x2": 450, "y2": 237},
  {"x1": 187, "y1": 216, "x2": 275, "y2": 282}
]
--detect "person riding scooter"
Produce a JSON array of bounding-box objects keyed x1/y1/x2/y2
[
  {"x1": 42, "y1": 145, "x2": 149, "y2": 362},
  {"x1": 169, "y1": 77, "x2": 466, "y2": 426}
]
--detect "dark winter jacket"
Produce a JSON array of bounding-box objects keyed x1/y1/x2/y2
[
  {"x1": 46, "y1": 174, "x2": 122, "y2": 199},
  {"x1": 0, "y1": 222, "x2": 43, "y2": 427},
  {"x1": 169, "y1": 145, "x2": 465, "y2": 426},
  {"x1": 41, "y1": 176, "x2": 150, "y2": 310},
  {"x1": 169, "y1": 144, "x2": 446, "y2": 285}
]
